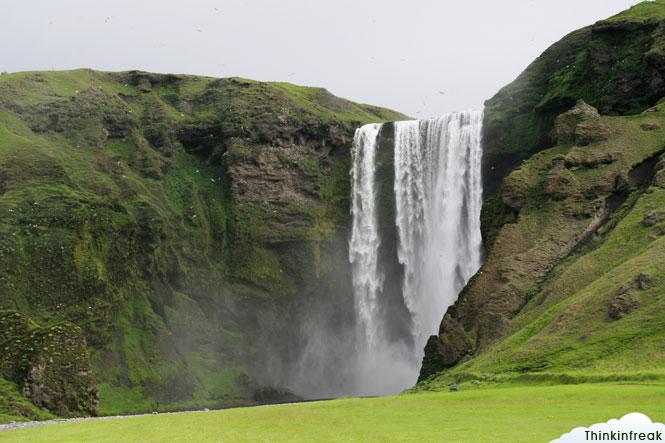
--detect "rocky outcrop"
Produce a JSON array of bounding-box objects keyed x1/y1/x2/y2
[
  {"x1": 544, "y1": 167, "x2": 579, "y2": 201},
  {"x1": 0, "y1": 311, "x2": 98, "y2": 416},
  {"x1": 551, "y1": 101, "x2": 610, "y2": 146},
  {"x1": 643, "y1": 210, "x2": 665, "y2": 227},
  {"x1": 607, "y1": 290, "x2": 640, "y2": 320},
  {"x1": 654, "y1": 153, "x2": 665, "y2": 188},
  {"x1": 608, "y1": 274, "x2": 652, "y2": 320}
]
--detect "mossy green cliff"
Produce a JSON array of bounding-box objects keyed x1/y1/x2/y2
[
  {"x1": 420, "y1": 1, "x2": 665, "y2": 388},
  {"x1": 0, "y1": 69, "x2": 406, "y2": 420}
]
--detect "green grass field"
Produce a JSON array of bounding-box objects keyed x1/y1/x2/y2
[{"x1": 2, "y1": 383, "x2": 665, "y2": 442}]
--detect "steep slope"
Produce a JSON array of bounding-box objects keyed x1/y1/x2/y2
[
  {"x1": 420, "y1": 1, "x2": 665, "y2": 384},
  {"x1": 0, "y1": 69, "x2": 406, "y2": 420},
  {"x1": 482, "y1": 0, "x2": 665, "y2": 193}
]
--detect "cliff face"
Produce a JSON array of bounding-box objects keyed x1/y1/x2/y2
[
  {"x1": 420, "y1": 0, "x2": 665, "y2": 384},
  {"x1": 0, "y1": 69, "x2": 406, "y2": 419}
]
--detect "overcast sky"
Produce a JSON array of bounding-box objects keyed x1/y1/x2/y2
[{"x1": 2, "y1": 0, "x2": 638, "y2": 117}]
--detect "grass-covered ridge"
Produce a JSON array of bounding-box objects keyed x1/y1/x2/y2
[
  {"x1": 0, "y1": 68, "x2": 407, "y2": 421},
  {"x1": 602, "y1": 0, "x2": 665, "y2": 24}
]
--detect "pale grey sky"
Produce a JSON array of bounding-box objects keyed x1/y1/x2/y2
[{"x1": 2, "y1": 0, "x2": 637, "y2": 117}]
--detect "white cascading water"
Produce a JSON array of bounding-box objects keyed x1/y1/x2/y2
[
  {"x1": 349, "y1": 123, "x2": 384, "y2": 348},
  {"x1": 348, "y1": 111, "x2": 484, "y2": 395},
  {"x1": 393, "y1": 112, "x2": 484, "y2": 348}
]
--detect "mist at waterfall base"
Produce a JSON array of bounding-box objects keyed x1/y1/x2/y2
[{"x1": 273, "y1": 112, "x2": 483, "y2": 399}]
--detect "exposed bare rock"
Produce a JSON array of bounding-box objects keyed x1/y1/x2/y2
[
  {"x1": 418, "y1": 318, "x2": 473, "y2": 382},
  {"x1": 0, "y1": 312, "x2": 99, "y2": 417},
  {"x1": 575, "y1": 119, "x2": 612, "y2": 146},
  {"x1": 655, "y1": 170, "x2": 665, "y2": 188},
  {"x1": 226, "y1": 143, "x2": 322, "y2": 243},
  {"x1": 607, "y1": 274, "x2": 651, "y2": 320},
  {"x1": 501, "y1": 175, "x2": 527, "y2": 211},
  {"x1": 641, "y1": 121, "x2": 661, "y2": 131},
  {"x1": 564, "y1": 150, "x2": 617, "y2": 169},
  {"x1": 22, "y1": 328, "x2": 99, "y2": 417},
  {"x1": 643, "y1": 211, "x2": 665, "y2": 227},
  {"x1": 637, "y1": 273, "x2": 653, "y2": 290},
  {"x1": 608, "y1": 290, "x2": 640, "y2": 320},
  {"x1": 654, "y1": 156, "x2": 665, "y2": 188}
]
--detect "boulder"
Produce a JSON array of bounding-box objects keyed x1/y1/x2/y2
[
  {"x1": 552, "y1": 101, "x2": 609, "y2": 146},
  {"x1": 636, "y1": 273, "x2": 653, "y2": 291},
  {"x1": 643, "y1": 211, "x2": 665, "y2": 227},
  {"x1": 608, "y1": 289, "x2": 640, "y2": 320},
  {"x1": 252, "y1": 386, "x2": 302, "y2": 404},
  {"x1": 608, "y1": 274, "x2": 652, "y2": 320}
]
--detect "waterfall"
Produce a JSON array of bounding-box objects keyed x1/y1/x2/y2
[
  {"x1": 393, "y1": 113, "x2": 484, "y2": 347},
  {"x1": 282, "y1": 111, "x2": 483, "y2": 399},
  {"x1": 349, "y1": 124, "x2": 384, "y2": 348},
  {"x1": 347, "y1": 111, "x2": 484, "y2": 395}
]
